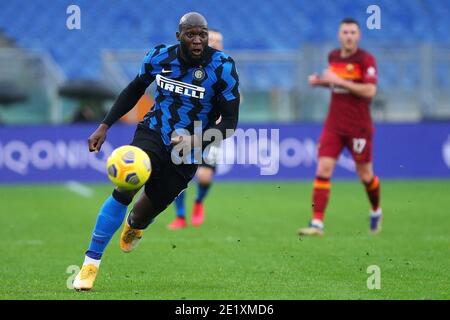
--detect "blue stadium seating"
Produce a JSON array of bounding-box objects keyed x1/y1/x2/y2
[{"x1": 0, "y1": 0, "x2": 448, "y2": 88}]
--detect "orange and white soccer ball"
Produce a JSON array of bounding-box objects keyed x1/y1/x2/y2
[{"x1": 106, "y1": 145, "x2": 151, "y2": 190}]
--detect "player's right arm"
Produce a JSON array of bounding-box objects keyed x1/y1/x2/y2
[
  {"x1": 308, "y1": 73, "x2": 331, "y2": 87},
  {"x1": 88, "y1": 48, "x2": 159, "y2": 152},
  {"x1": 308, "y1": 51, "x2": 334, "y2": 88}
]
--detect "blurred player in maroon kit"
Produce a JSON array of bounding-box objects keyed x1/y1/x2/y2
[{"x1": 298, "y1": 18, "x2": 382, "y2": 236}]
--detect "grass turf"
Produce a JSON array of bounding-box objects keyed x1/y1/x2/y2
[{"x1": 0, "y1": 180, "x2": 449, "y2": 300}]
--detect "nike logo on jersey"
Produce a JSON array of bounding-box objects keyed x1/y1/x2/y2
[
  {"x1": 161, "y1": 68, "x2": 172, "y2": 74},
  {"x1": 156, "y1": 74, "x2": 205, "y2": 99}
]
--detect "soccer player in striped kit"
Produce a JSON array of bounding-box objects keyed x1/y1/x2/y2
[{"x1": 73, "y1": 12, "x2": 240, "y2": 290}]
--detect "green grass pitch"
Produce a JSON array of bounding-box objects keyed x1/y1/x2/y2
[{"x1": 0, "y1": 180, "x2": 449, "y2": 300}]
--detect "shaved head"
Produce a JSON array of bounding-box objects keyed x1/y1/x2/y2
[
  {"x1": 178, "y1": 12, "x2": 208, "y2": 31},
  {"x1": 176, "y1": 12, "x2": 209, "y2": 62}
]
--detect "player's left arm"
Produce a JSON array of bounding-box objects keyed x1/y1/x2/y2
[
  {"x1": 322, "y1": 54, "x2": 378, "y2": 99},
  {"x1": 170, "y1": 59, "x2": 239, "y2": 148},
  {"x1": 210, "y1": 58, "x2": 240, "y2": 141}
]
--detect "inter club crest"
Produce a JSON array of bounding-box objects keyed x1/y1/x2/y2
[{"x1": 193, "y1": 67, "x2": 205, "y2": 81}]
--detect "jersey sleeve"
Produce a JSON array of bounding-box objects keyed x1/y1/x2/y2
[
  {"x1": 217, "y1": 59, "x2": 240, "y2": 102},
  {"x1": 205, "y1": 58, "x2": 240, "y2": 145},
  {"x1": 362, "y1": 53, "x2": 378, "y2": 84},
  {"x1": 138, "y1": 45, "x2": 165, "y2": 85}
]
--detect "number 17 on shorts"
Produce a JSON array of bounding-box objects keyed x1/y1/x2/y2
[{"x1": 353, "y1": 138, "x2": 367, "y2": 154}]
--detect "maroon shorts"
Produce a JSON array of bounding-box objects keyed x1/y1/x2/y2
[{"x1": 318, "y1": 128, "x2": 373, "y2": 163}]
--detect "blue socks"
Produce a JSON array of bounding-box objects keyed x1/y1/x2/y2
[
  {"x1": 196, "y1": 183, "x2": 211, "y2": 204},
  {"x1": 174, "y1": 183, "x2": 211, "y2": 218},
  {"x1": 174, "y1": 191, "x2": 186, "y2": 218},
  {"x1": 85, "y1": 195, "x2": 128, "y2": 260}
]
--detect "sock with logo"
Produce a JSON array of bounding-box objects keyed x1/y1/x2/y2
[
  {"x1": 85, "y1": 190, "x2": 132, "y2": 261},
  {"x1": 364, "y1": 176, "x2": 381, "y2": 211},
  {"x1": 311, "y1": 176, "x2": 331, "y2": 224}
]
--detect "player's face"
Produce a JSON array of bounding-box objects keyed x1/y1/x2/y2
[
  {"x1": 177, "y1": 26, "x2": 209, "y2": 61},
  {"x1": 338, "y1": 23, "x2": 360, "y2": 52},
  {"x1": 208, "y1": 31, "x2": 223, "y2": 51}
]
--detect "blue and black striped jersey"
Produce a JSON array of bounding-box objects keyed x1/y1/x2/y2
[{"x1": 138, "y1": 44, "x2": 240, "y2": 147}]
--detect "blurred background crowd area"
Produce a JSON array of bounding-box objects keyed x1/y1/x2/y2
[{"x1": 0, "y1": 0, "x2": 449, "y2": 125}]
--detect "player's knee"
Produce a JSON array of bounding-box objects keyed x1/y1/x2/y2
[
  {"x1": 358, "y1": 170, "x2": 373, "y2": 183},
  {"x1": 359, "y1": 173, "x2": 373, "y2": 184},
  {"x1": 316, "y1": 165, "x2": 333, "y2": 178},
  {"x1": 356, "y1": 165, "x2": 373, "y2": 183},
  {"x1": 316, "y1": 169, "x2": 330, "y2": 178},
  {"x1": 196, "y1": 167, "x2": 213, "y2": 185},
  {"x1": 316, "y1": 158, "x2": 336, "y2": 178}
]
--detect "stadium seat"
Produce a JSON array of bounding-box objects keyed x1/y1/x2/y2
[{"x1": 0, "y1": 0, "x2": 448, "y2": 90}]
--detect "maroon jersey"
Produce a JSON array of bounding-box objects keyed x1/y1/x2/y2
[{"x1": 324, "y1": 48, "x2": 377, "y2": 136}]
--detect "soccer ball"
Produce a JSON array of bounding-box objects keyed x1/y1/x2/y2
[{"x1": 106, "y1": 145, "x2": 151, "y2": 190}]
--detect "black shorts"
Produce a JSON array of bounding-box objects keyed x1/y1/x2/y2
[{"x1": 130, "y1": 121, "x2": 197, "y2": 212}]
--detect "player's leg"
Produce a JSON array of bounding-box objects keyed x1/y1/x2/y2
[
  {"x1": 73, "y1": 187, "x2": 139, "y2": 290},
  {"x1": 298, "y1": 130, "x2": 343, "y2": 236},
  {"x1": 119, "y1": 189, "x2": 158, "y2": 252},
  {"x1": 349, "y1": 134, "x2": 382, "y2": 234},
  {"x1": 120, "y1": 181, "x2": 173, "y2": 252},
  {"x1": 192, "y1": 165, "x2": 215, "y2": 226},
  {"x1": 120, "y1": 163, "x2": 197, "y2": 251},
  {"x1": 175, "y1": 191, "x2": 187, "y2": 218},
  {"x1": 167, "y1": 190, "x2": 188, "y2": 230},
  {"x1": 73, "y1": 122, "x2": 164, "y2": 290},
  {"x1": 191, "y1": 145, "x2": 220, "y2": 227},
  {"x1": 355, "y1": 162, "x2": 382, "y2": 234},
  {"x1": 298, "y1": 157, "x2": 337, "y2": 236}
]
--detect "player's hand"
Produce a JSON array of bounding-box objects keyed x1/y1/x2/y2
[
  {"x1": 170, "y1": 134, "x2": 201, "y2": 147},
  {"x1": 321, "y1": 69, "x2": 343, "y2": 86},
  {"x1": 308, "y1": 73, "x2": 323, "y2": 86},
  {"x1": 88, "y1": 123, "x2": 109, "y2": 152}
]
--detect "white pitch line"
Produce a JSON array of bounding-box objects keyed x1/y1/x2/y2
[{"x1": 65, "y1": 180, "x2": 94, "y2": 198}]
